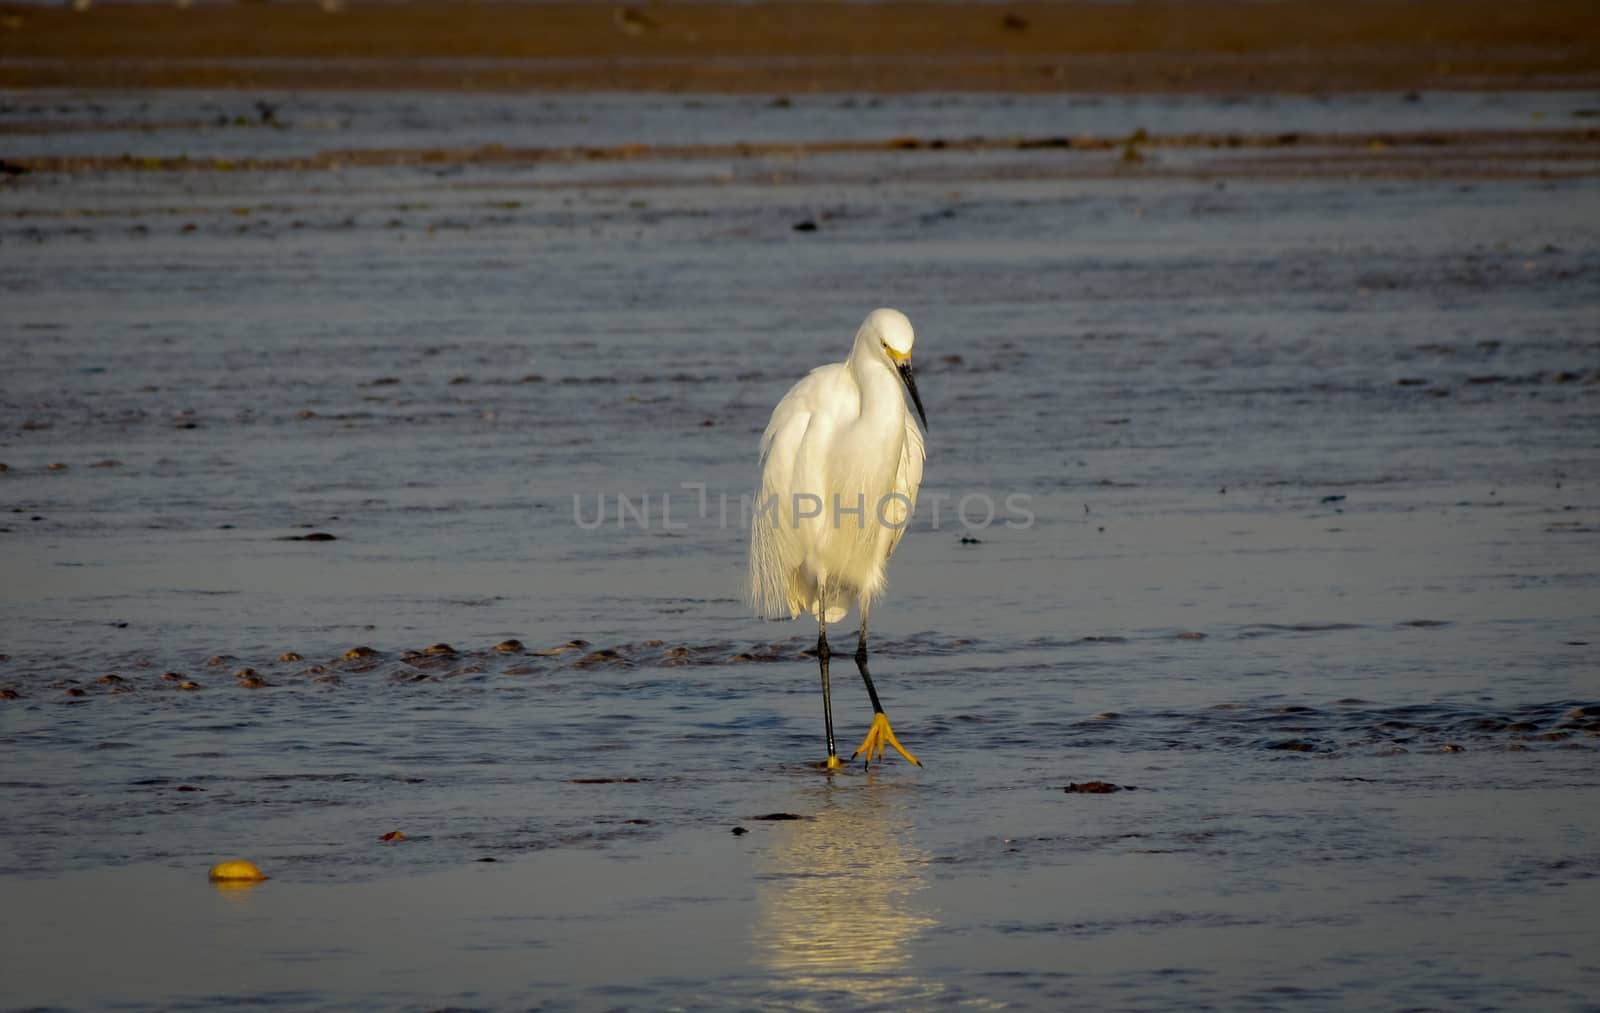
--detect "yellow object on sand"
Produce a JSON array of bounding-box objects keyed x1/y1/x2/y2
[{"x1": 208, "y1": 860, "x2": 269, "y2": 883}]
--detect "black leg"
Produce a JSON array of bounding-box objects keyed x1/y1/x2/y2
[
  {"x1": 818, "y1": 621, "x2": 837, "y2": 762},
  {"x1": 854, "y1": 624, "x2": 886, "y2": 714},
  {"x1": 846, "y1": 616, "x2": 922, "y2": 768}
]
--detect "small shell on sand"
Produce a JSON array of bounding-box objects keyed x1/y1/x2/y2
[
  {"x1": 208, "y1": 860, "x2": 269, "y2": 883},
  {"x1": 278, "y1": 651, "x2": 302, "y2": 662},
  {"x1": 494, "y1": 639, "x2": 524, "y2": 652},
  {"x1": 422, "y1": 643, "x2": 455, "y2": 655},
  {"x1": 177, "y1": 680, "x2": 202, "y2": 691},
  {"x1": 343, "y1": 646, "x2": 378, "y2": 659}
]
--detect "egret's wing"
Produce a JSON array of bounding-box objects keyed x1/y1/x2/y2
[
  {"x1": 757, "y1": 364, "x2": 838, "y2": 460},
  {"x1": 747, "y1": 364, "x2": 841, "y2": 619},
  {"x1": 885, "y1": 413, "x2": 925, "y2": 560}
]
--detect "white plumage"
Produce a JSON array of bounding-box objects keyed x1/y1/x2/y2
[
  {"x1": 745, "y1": 308, "x2": 928, "y2": 768},
  {"x1": 747, "y1": 308, "x2": 925, "y2": 623}
]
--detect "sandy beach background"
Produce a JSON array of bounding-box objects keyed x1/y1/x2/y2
[{"x1": 3, "y1": 0, "x2": 1599, "y2": 93}]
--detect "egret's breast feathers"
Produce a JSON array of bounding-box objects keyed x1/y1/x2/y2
[{"x1": 886, "y1": 412, "x2": 926, "y2": 559}]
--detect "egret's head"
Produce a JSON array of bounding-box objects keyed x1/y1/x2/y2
[
  {"x1": 864, "y1": 307, "x2": 916, "y2": 365},
  {"x1": 858, "y1": 307, "x2": 927, "y2": 430}
]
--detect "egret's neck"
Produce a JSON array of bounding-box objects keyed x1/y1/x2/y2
[{"x1": 846, "y1": 345, "x2": 904, "y2": 427}]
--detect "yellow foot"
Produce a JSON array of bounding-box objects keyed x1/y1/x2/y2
[
  {"x1": 851, "y1": 711, "x2": 921, "y2": 768},
  {"x1": 823, "y1": 754, "x2": 845, "y2": 769}
]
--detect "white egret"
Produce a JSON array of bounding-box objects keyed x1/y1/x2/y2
[{"x1": 747, "y1": 308, "x2": 927, "y2": 769}]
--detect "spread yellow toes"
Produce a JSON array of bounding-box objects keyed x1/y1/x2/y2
[{"x1": 850, "y1": 712, "x2": 921, "y2": 768}]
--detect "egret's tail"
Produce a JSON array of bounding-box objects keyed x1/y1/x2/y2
[
  {"x1": 747, "y1": 508, "x2": 848, "y2": 622},
  {"x1": 746, "y1": 505, "x2": 795, "y2": 619}
]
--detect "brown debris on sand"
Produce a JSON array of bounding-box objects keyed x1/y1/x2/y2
[{"x1": 12, "y1": 128, "x2": 1599, "y2": 179}]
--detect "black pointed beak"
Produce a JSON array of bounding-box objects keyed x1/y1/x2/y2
[{"x1": 897, "y1": 360, "x2": 928, "y2": 430}]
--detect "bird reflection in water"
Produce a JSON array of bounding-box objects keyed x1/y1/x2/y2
[{"x1": 751, "y1": 780, "x2": 941, "y2": 1006}]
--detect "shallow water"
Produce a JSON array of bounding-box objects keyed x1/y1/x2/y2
[{"x1": 2, "y1": 89, "x2": 1599, "y2": 1011}]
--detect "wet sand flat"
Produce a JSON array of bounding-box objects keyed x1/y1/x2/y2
[
  {"x1": 3, "y1": 0, "x2": 1600, "y2": 93},
  {"x1": 2, "y1": 31, "x2": 1599, "y2": 1013}
]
